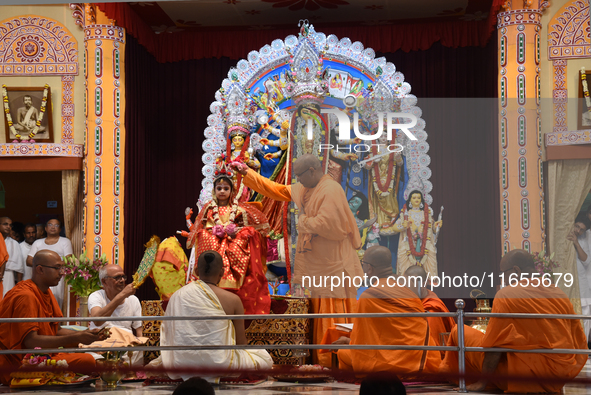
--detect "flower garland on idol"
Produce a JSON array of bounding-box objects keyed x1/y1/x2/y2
[
  {"x1": 582, "y1": 68, "x2": 591, "y2": 113},
  {"x1": 2, "y1": 84, "x2": 49, "y2": 143},
  {"x1": 403, "y1": 201, "x2": 430, "y2": 260}
]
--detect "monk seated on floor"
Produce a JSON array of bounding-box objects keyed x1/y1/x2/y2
[
  {"x1": 161, "y1": 250, "x2": 273, "y2": 383},
  {"x1": 442, "y1": 249, "x2": 587, "y2": 393},
  {"x1": 334, "y1": 246, "x2": 441, "y2": 379},
  {"x1": 0, "y1": 250, "x2": 106, "y2": 385},
  {"x1": 405, "y1": 266, "x2": 455, "y2": 359}
]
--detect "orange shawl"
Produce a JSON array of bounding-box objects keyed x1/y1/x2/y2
[
  {"x1": 442, "y1": 282, "x2": 587, "y2": 392},
  {"x1": 338, "y1": 279, "x2": 441, "y2": 377},
  {"x1": 481, "y1": 281, "x2": 587, "y2": 393},
  {"x1": 0, "y1": 280, "x2": 62, "y2": 383},
  {"x1": 244, "y1": 170, "x2": 363, "y2": 298},
  {"x1": 423, "y1": 289, "x2": 455, "y2": 351}
]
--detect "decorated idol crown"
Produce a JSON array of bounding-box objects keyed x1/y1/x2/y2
[
  {"x1": 283, "y1": 21, "x2": 329, "y2": 107},
  {"x1": 220, "y1": 73, "x2": 258, "y2": 138}
]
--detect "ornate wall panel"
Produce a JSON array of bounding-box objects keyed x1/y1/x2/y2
[
  {"x1": 0, "y1": 15, "x2": 78, "y2": 76},
  {"x1": 548, "y1": 0, "x2": 590, "y2": 60}
]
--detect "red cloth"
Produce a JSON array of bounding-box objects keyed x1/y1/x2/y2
[
  {"x1": 96, "y1": 2, "x2": 499, "y2": 63},
  {"x1": 189, "y1": 202, "x2": 271, "y2": 315},
  {"x1": 0, "y1": 280, "x2": 95, "y2": 385}
]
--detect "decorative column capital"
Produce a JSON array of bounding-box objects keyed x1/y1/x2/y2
[
  {"x1": 84, "y1": 25, "x2": 125, "y2": 44},
  {"x1": 497, "y1": 9, "x2": 542, "y2": 29}
]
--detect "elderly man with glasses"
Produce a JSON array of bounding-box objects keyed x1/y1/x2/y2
[{"x1": 88, "y1": 264, "x2": 143, "y2": 366}]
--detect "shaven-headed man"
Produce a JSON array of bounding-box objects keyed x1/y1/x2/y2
[
  {"x1": 0, "y1": 250, "x2": 105, "y2": 384},
  {"x1": 161, "y1": 250, "x2": 273, "y2": 383},
  {"x1": 442, "y1": 249, "x2": 587, "y2": 392},
  {"x1": 335, "y1": 245, "x2": 441, "y2": 378}
]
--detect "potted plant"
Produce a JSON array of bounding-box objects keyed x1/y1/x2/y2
[{"x1": 63, "y1": 252, "x2": 108, "y2": 325}]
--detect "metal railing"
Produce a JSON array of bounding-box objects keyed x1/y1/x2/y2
[{"x1": 1, "y1": 298, "x2": 590, "y2": 393}]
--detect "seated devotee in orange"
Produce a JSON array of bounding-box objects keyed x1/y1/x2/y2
[
  {"x1": 441, "y1": 249, "x2": 587, "y2": 393},
  {"x1": 0, "y1": 233, "x2": 8, "y2": 299},
  {"x1": 0, "y1": 250, "x2": 106, "y2": 385},
  {"x1": 334, "y1": 246, "x2": 441, "y2": 378},
  {"x1": 404, "y1": 265, "x2": 455, "y2": 357},
  {"x1": 232, "y1": 155, "x2": 363, "y2": 366}
]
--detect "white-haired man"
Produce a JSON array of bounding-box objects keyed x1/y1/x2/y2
[{"x1": 88, "y1": 264, "x2": 143, "y2": 365}]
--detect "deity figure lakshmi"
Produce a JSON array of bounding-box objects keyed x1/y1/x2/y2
[{"x1": 391, "y1": 190, "x2": 442, "y2": 276}]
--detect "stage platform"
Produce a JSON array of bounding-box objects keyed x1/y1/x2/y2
[{"x1": 1, "y1": 359, "x2": 591, "y2": 394}]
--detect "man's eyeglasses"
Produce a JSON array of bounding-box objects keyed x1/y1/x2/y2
[
  {"x1": 39, "y1": 265, "x2": 65, "y2": 273},
  {"x1": 46, "y1": 224, "x2": 60, "y2": 228},
  {"x1": 105, "y1": 275, "x2": 127, "y2": 282}
]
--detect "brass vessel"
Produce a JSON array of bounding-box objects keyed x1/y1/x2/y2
[
  {"x1": 97, "y1": 358, "x2": 123, "y2": 389},
  {"x1": 470, "y1": 289, "x2": 491, "y2": 334}
]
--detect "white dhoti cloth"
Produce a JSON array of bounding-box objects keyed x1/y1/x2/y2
[{"x1": 161, "y1": 280, "x2": 273, "y2": 382}]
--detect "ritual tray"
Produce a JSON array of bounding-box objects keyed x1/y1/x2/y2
[{"x1": 12, "y1": 377, "x2": 97, "y2": 389}]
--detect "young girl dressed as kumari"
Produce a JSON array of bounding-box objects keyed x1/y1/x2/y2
[{"x1": 183, "y1": 159, "x2": 271, "y2": 314}]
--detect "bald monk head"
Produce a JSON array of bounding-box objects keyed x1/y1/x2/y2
[
  {"x1": 197, "y1": 250, "x2": 224, "y2": 285},
  {"x1": 362, "y1": 245, "x2": 393, "y2": 279},
  {"x1": 293, "y1": 154, "x2": 324, "y2": 188},
  {"x1": 404, "y1": 265, "x2": 428, "y2": 298},
  {"x1": 32, "y1": 250, "x2": 65, "y2": 292},
  {"x1": 500, "y1": 249, "x2": 536, "y2": 284}
]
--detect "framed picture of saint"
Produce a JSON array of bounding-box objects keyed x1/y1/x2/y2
[{"x1": 3, "y1": 86, "x2": 54, "y2": 143}]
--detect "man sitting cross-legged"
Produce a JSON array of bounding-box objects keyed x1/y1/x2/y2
[
  {"x1": 88, "y1": 264, "x2": 143, "y2": 366},
  {"x1": 404, "y1": 265, "x2": 455, "y2": 358},
  {"x1": 441, "y1": 249, "x2": 587, "y2": 392},
  {"x1": 161, "y1": 250, "x2": 273, "y2": 383},
  {"x1": 334, "y1": 246, "x2": 441, "y2": 378},
  {"x1": 0, "y1": 250, "x2": 106, "y2": 385}
]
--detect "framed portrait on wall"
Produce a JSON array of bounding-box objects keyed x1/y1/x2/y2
[
  {"x1": 579, "y1": 69, "x2": 591, "y2": 130},
  {"x1": 2, "y1": 86, "x2": 54, "y2": 143}
]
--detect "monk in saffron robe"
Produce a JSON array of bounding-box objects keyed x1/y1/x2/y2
[
  {"x1": 233, "y1": 155, "x2": 363, "y2": 366},
  {"x1": 0, "y1": 250, "x2": 104, "y2": 385},
  {"x1": 405, "y1": 265, "x2": 455, "y2": 357},
  {"x1": 335, "y1": 246, "x2": 441, "y2": 378},
  {"x1": 442, "y1": 249, "x2": 587, "y2": 393},
  {"x1": 0, "y1": 234, "x2": 8, "y2": 299}
]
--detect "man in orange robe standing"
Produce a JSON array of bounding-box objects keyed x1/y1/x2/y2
[
  {"x1": 0, "y1": 250, "x2": 106, "y2": 385},
  {"x1": 233, "y1": 155, "x2": 363, "y2": 366},
  {"x1": 0, "y1": 234, "x2": 8, "y2": 299},
  {"x1": 335, "y1": 246, "x2": 441, "y2": 378},
  {"x1": 405, "y1": 265, "x2": 455, "y2": 357},
  {"x1": 442, "y1": 249, "x2": 587, "y2": 392}
]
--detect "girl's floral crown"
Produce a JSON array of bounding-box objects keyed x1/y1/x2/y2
[{"x1": 213, "y1": 157, "x2": 235, "y2": 182}]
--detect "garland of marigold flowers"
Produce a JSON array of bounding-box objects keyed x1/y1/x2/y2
[
  {"x1": 371, "y1": 145, "x2": 395, "y2": 195},
  {"x1": 582, "y1": 68, "x2": 591, "y2": 111},
  {"x1": 403, "y1": 202, "x2": 430, "y2": 259},
  {"x1": 2, "y1": 84, "x2": 49, "y2": 142}
]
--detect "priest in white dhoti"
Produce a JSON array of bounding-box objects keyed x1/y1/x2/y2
[{"x1": 161, "y1": 251, "x2": 273, "y2": 382}]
